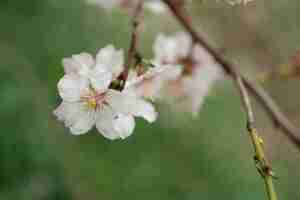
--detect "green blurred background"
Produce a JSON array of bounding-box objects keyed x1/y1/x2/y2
[{"x1": 0, "y1": 0, "x2": 300, "y2": 199}]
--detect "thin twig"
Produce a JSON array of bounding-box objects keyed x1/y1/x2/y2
[
  {"x1": 235, "y1": 75, "x2": 278, "y2": 200},
  {"x1": 244, "y1": 78, "x2": 300, "y2": 147},
  {"x1": 162, "y1": 0, "x2": 300, "y2": 150},
  {"x1": 120, "y1": 0, "x2": 144, "y2": 89}
]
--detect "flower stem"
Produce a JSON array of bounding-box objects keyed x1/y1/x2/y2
[
  {"x1": 265, "y1": 176, "x2": 278, "y2": 200},
  {"x1": 120, "y1": 0, "x2": 144, "y2": 90},
  {"x1": 236, "y1": 76, "x2": 278, "y2": 200}
]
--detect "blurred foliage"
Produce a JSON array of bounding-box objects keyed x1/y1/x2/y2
[{"x1": 0, "y1": 0, "x2": 300, "y2": 199}]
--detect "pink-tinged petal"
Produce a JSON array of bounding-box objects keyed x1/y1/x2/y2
[
  {"x1": 125, "y1": 64, "x2": 182, "y2": 99},
  {"x1": 179, "y1": 64, "x2": 223, "y2": 115},
  {"x1": 95, "y1": 45, "x2": 124, "y2": 78},
  {"x1": 153, "y1": 64, "x2": 182, "y2": 81},
  {"x1": 106, "y1": 90, "x2": 158, "y2": 123},
  {"x1": 58, "y1": 74, "x2": 89, "y2": 102}
]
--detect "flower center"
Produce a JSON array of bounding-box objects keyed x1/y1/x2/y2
[
  {"x1": 178, "y1": 58, "x2": 196, "y2": 76},
  {"x1": 162, "y1": 57, "x2": 196, "y2": 76},
  {"x1": 82, "y1": 89, "x2": 106, "y2": 110},
  {"x1": 87, "y1": 98, "x2": 98, "y2": 109}
]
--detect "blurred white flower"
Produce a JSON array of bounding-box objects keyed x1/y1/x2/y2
[
  {"x1": 125, "y1": 64, "x2": 182, "y2": 100},
  {"x1": 85, "y1": 0, "x2": 168, "y2": 14},
  {"x1": 144, "y1": 0, "x2": 167, "y2": 14},
  {"x1": 85, "y1": 0, "x2": 120, "y2": 9},
  {"x1": 153, "y1": 32, "x2": 192, "y2": 64},
  {"x1": 220, "y1": 0, "x2": 255, "y2": 6},
  {"x1": 141, "y1": 32, "x2": 224, "y2": 115},
  {"x1": 54, "y1": 45, "x2": 157, "y2": 140},
  {"x1": 176, "y1": 47, "x2": 223, "y2": 115}
]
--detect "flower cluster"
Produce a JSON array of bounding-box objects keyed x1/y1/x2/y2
[
  {"x1": 128, "y1": 32, "x2": 223, "y2": 115},
  {"x1": 54, "y1": 45, "x2": 157, "y2": 140},
  {"x1": 54, "y1": 32, "x2": 223, "y2": 139}
]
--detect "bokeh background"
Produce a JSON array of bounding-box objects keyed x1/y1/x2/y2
[{"x1": 0, "y1": 0, "x2": 300, "y2": 199}]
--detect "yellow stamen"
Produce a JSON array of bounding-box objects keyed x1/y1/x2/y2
[{"x1": 87, "y1": 98, "x2": 97, "y2": 109}]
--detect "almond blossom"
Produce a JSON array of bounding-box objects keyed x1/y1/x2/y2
[
  {"x1": 129, "y1": 32, "x2": 223, "y2": 115},
  {"x1": 155, "y1": 32, "x2": 223, "y2": 115},
  {"x1": 125, "y1": 64, "x2": 182, "y2": 100},
  {"x1": 53, "y1": 45, "x2": 157, "y2": 140}
]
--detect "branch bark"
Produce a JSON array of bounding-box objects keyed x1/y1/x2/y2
[
  {"x1": 120, "y1": 0, "x2": 143, "y2": 89},
  {"x1": 162, "y1": 0, "x2": 300, "y2": 150}
]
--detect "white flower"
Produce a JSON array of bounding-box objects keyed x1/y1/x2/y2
[
  {"x1": 85, "y1": 0, "x2": 168, "y2": 14},
  {"x1": 220, "y1": 0, "x2": 255, "y2": 6},
  {"x1": 125, "y1": 64, "x2": 182, "y2": 100},
  {"x1": 144, "y1": 0, "x2": 167, "y2": 14},
  {"x1": 153, "y1": 32, "x2": 192, "y2": 64},
  {"x1": 85, "y1": 0, "x2": 120, "y2": 9},
  {"x1": 151, "y1": 32, "x2": 223, "y2": 115},
  {"x1": 178, "y1": 47, "x2": 223, "y2": 115},
  {"x1": 62, "y1": 45, "x2": 124, "y2": 79},
  {"x1": 54, "y1": 45, "x2": 157, "y2": 140}
]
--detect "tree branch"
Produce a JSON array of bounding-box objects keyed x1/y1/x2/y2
[
  {"x1": 120, "y1": 0, "x2": 144, "y2": 89},
  {"x1": 235, "y1": 75, "x2": 278, "y2": 200},
  {"x1": 243, "y1": 78, "x2": 300, "y2": 147},
  {"x1": 162, "y1": 0, "x2": 300, "y2": 150}
]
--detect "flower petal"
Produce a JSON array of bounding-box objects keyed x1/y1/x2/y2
[
  {"x1": 95, "y1": 105, "x2": 119, "y2": 140},
  {"x1": 86, "y1": 0, "x2": 119, "y2": 8},
  {"x1": 125, "y1": 64, "x2": 182, "y2": 100},
  {"x1": 180, "y1": 64, "x2": 222, "y2": 115},
  {"x1": 153, "y1": 33, "x2": 173, "y2": 63},
  {"x1": 58, "y1": 74, "x2": 89, "y2": 102},
  {"x1": 113, "y1": 114, "x2": 135, "y2": 139},
  {"x1": 88, "y1": 68, "x2": 113, "y2": 92},
  {"x1": 95, "y1": 45, "x2": 124, "y2": 78},
  {"x1": 62, "y1": 58, "x2": 80, "y2": 74},
  {"x1": 53, "y1": 101, "x2": 96, "y2": 135},
  {"x1": 106, "y1": 90, "x2": 158, "y2": 123},
  {"x1": 72, "y1": 52, "x2": 95, "y2": 73},
  {"x1": 62, "y1": 52, "x2": 95, "y2": 75},
  {"x1": 53, "y1": 101, "x2": 73, "y2": 124},
  {"x1": 174, "y1": 32, "x2": 192, "y2": 59},
  {"x1": 153, "y1": 32, "x2": 192, "y2": 64},
  {"x1": 145, "y1": 1, "x2": 167, "y2": 14},
  {"x1": 69, "y1": 105, "x2": 96, "y2": 135}
]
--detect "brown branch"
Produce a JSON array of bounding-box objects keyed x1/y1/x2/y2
[
  {"x1": 244, "y1": 78, "x2": 300, "y2": 147},
  {"x1": 120, "y1": 0, "x2": 143, "y2": 89},
  {"x1": 162, "y1": 0, "x2": 300, "y2": 150}
]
